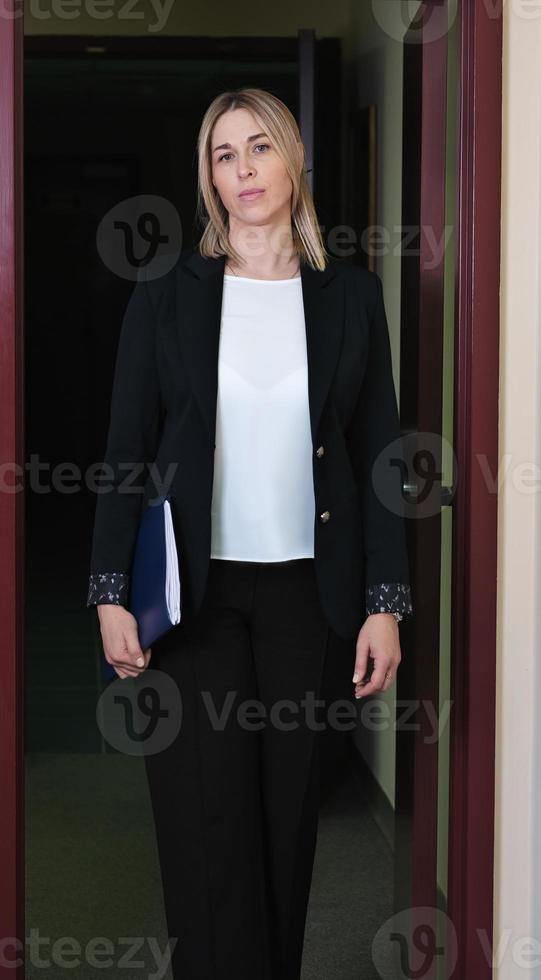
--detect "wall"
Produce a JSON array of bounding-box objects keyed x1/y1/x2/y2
[
  {"x1": 346, "y1": 1, "x2": 423, "y2": 810},
  {"x1": 496, "y1": 3, "x2": 541, "y2": 976},
  {"x1": 24, "y1": 0, "x2": 350, "y2": 37}
]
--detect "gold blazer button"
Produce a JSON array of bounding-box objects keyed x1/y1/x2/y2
[
  {"x1": 315, "y1": 445, "x2": 325, "y2": 458},
  {"x1": 319, "y1": 510, "x2": 331, "y2": 523}
]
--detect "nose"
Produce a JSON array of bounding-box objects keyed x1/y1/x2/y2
[{"x1": 238, "y1": 155, "x2": 255, "y2": 178}]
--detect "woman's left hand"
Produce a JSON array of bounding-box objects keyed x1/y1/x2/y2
[{"x1": 352, "y1": 613, "x2": 402, "y2": 698}]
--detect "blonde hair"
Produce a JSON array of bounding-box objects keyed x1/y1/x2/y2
[{"x1": 195, "y1": 87, "x2": 329, "y2": 271}]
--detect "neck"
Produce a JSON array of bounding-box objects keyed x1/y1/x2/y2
[{"x1": 226, "y1": 217, "x2": 297, "y2": 278}]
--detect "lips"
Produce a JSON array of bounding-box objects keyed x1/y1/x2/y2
[{"x1": 239, "y1": 189, "x2": 265, "y2": 199}]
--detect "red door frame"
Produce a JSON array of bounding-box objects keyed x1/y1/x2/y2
[
  {"x1": 0, "y1": 3, "x2": 502, "y2": 977},
  {"x1": 447, "y1": 2, "x2": 501, "y2": 976},
  {"x1": 0, "y1": 7, "x2": 24, "y2": 980}
]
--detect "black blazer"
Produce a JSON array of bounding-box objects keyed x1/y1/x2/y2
[{"x1": 87, "y1": 245, "x2": 412, "y2": 640}]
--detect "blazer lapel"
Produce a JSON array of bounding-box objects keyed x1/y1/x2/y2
[{"x1": 176, "y1": 247, "x2": 344, "y2": 448}]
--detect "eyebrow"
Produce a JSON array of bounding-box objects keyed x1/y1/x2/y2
[{"x1": 212, "y1": 133, "x2": 269, "y2": 154}]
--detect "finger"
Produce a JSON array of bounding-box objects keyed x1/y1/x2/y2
[
  {"x1": 107, "y1": 643, "x2": 138, "y2": 669},
  {"x1": 135, "y1": 648, "x2": 152, "y2": 673},
  {"x1": 354, "y1": 662, "x2": 388, "y2": 698},
  {"x1": 380, "y1": 671, "x2": 396, "y2": 692},
  {"x1": 352, "y1": 636, "x2": 370, "y2": 684},
  {"x1": 112, "y1": 644, "x2": 152, "y2": 676},
  {"x1": 108, "y1": 645, "x2": 143, "y2": 674},
  {"x1": 111, "y1": 660, "x2": 140, "y2": 676},
  {"x1": 126, "y1": 647, "x2": 144, "y2": 666},
  {"x1": 126, "y1": 640, "x2": 146, "y2": 668},
  {"x1": 354, "y1": 679, "x2": 378, "y2": 699},
  {"x1": 117, "y1": 628, "x2": 145, "y2": 668}
]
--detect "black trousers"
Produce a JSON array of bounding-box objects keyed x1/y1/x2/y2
[{"x1": 142, "y1": 556, "x2": 331, "y2": 980}]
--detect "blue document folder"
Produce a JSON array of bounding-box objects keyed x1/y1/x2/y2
[
  {"x1": 129, "y1": 494, "x2": 181, "y2": 651},
  {"x1": 100, "y1": 494, "x2": 181, "y2": 683}
]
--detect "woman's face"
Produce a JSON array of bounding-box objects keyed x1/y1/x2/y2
[{"x1": 211, "y1": 107, "x2": 296, "y2": 240}]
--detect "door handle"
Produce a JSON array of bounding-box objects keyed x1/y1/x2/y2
[{"x1": 402, "y1": 480, "x2": 455, "y2": 506}]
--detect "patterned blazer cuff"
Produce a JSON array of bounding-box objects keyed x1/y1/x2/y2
[
  {"x1": 365, "y1": 583, "x2": 413, "y2": 619},
  {"x1": 87, "y1": 572, "x2": 130, "y2": 608}
]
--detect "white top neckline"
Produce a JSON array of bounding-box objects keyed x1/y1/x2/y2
[{"x1": 224, "y1": 274, "x2": 301, "y2": 283}]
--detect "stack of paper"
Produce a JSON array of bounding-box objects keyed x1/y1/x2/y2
[{"x1": 164, "y1": 499, "x2": 181, "y2": 626}]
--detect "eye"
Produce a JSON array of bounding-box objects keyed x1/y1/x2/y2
[{"x1": 217, "y1": 143, "x2": 271, "y2": 163}]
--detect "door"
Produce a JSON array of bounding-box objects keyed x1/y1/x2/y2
[
  {"x1": 0, "y1": 6, "x2": 502, "y2": 978},
  {"x1": 395, "y1": 3, "x2": 501, "y2": 980}
]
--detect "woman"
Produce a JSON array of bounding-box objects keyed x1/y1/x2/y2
[{"x1": 87, "y1": 87, "x2": 412, "y2": 980}]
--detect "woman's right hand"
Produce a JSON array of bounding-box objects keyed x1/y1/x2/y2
[{"x1": 97, "y1": 604, "x2": 152, "y2": 679}]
